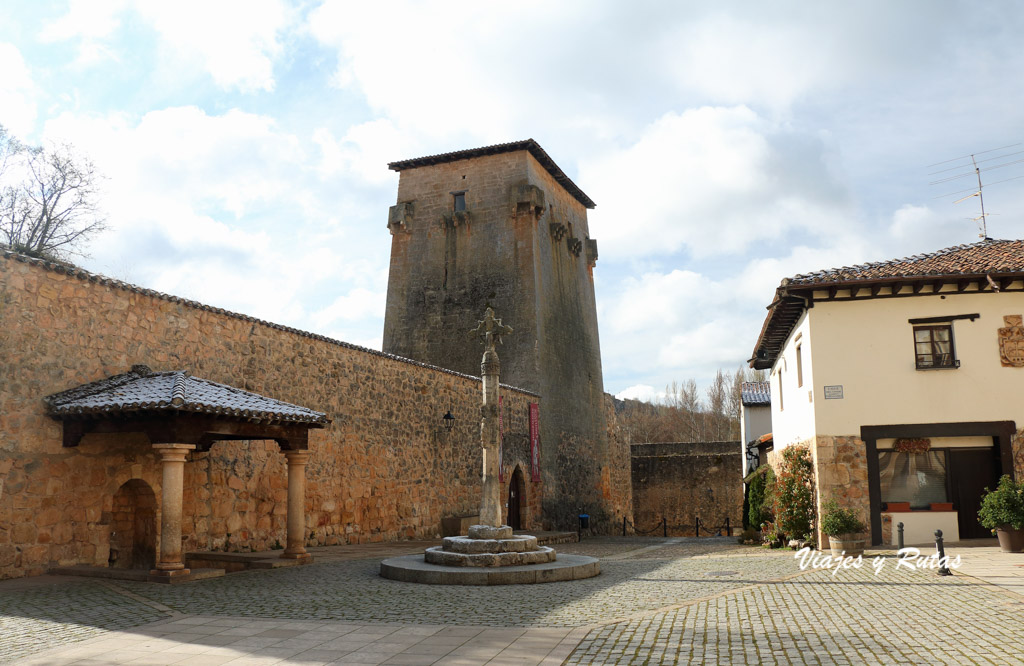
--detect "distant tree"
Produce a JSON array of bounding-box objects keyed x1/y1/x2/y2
[{"x1": 0, "y1": 123, "x2": 106, "y2": 260}]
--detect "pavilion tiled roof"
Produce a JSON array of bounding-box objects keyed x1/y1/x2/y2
[
  {"x1": 45, "y1": 365, "x2": 329, "y2": 425},
  {"x1": 786, "y1": 239, "x2": 1024, "y2": 286},
  {"x1": 388, "y1": 139, "x2": 596, "y2": 209},
  {"x1": 740, "y1": 381, "x2": 771, "y2": 406},
  {"x1": 750, "y1": 238, "x2": 1024, "y2": 370}
]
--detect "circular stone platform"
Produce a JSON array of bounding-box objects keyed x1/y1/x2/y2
[{"x1": 379, "y1": 553, "x2": 600, "y2": 585}]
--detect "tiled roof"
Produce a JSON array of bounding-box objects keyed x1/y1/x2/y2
[
  {"x1": 46, "y1": 365, "x2": 330, "y2": 425},
  {"x1": 0, "y1": 248, "x2": 538, "y2": 397},
  {"x1": 740, "y1": 381, "x2": 771, "y2": 406},
  {"x1": 387, "y1": 139, "x2": 596, "y2": 209},
  {"x1": 750, "y1": 238, "x2": 1024, "y2": 370},
  {"x1": 787, "y1": 239, "x2": 1024, "y2": 286}
]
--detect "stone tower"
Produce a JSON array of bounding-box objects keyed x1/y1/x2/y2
[{"x1": 382, "y1": 140, "x2": 608, "y2": 529}]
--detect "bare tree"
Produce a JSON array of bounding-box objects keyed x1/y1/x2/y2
[{"x1": 0, "y1": 124, "x2": 106, "y2": 260}]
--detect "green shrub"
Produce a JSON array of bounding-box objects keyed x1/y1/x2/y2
[
  {"x1": 820, "y1": 499, "x2": 865, "y2": 536},
  {"x1": 771, "y1": 447, "x2": 815, "y2": 541},
  {"x1": 746, "y1": 464, "x2": 775, "y2": 530},
  {"x1": 978, "y1": 475, "x2": 1024, "y2": 530}
]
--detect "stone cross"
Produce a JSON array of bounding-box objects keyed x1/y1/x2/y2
[
  {"x1": 471, "y1": 308, "x2": 512, "y2": 528},
  {"x1": 471, "y1": 307, "x2": 513, "y2": 351}
]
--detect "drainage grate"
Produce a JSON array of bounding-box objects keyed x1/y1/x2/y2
[{"x1": 704, "y1": 571, "x2": 740, "y2": 577}]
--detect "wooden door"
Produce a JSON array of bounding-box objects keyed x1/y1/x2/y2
[{"x1": 950, "y1": 448, "x2": 1001, "y2": 540}]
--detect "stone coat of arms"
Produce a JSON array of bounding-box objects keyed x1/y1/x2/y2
[{"x1": 998, "y1": 315, "x2": 1024, "y2": 367}]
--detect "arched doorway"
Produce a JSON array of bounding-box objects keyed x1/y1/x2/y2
[
  {"x1": 507, "y1": 467, "x2": 526, "y2": 530},
  {"x1": 110, "y1": 480, "x2": 157, "y2": 569}
]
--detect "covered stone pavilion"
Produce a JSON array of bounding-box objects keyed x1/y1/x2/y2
[{"x1": 45, "y1": 365, "x2": 329, "y2": 583}]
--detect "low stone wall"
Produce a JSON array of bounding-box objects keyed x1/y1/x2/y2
[
  {"x1": 0, "y1": 251, "x2": 539, "y2": 579},
  {"x1": 630, "y1": 442, "x2": 742, "y2": 537}
]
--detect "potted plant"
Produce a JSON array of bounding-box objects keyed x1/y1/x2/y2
[
  {"x1": 821, "y1": 499, "x2": 866, "y2": 556},
  {"x1": 978, "y1": 475, "x2": 1024, "y2": 553}
]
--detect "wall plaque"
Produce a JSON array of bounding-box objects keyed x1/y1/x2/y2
[{"x1": 823, "y1": 385, "x2": 844, "y2": 400}]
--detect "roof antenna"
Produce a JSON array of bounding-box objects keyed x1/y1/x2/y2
[
  {"x1": 929, "y1": 142, "x2": 1024, "y2": 241},
  {"x1": 951, "y1": 154, "x2": 988, "y2": 240}
]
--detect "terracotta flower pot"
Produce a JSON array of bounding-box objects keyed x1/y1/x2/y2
[
  {"x1": 828, "y1": 534, "x2": 865, "y2": 557},
  {"x1": 885, "y1": 502, "x2": 911, "y2": 512},
  {"x1": 995, "y1": 526, "x2": 1024, "y2": 553}
]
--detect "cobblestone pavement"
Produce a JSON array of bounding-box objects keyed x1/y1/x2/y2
[
  {"x1": 566, "y1": 549, "x2": 1024, "y2": 665},
  {"x1": 3, "y1": 537, "x2": 1024, "y2": 664},
  {"x1": 0, "y1": 578, "x2": 168, "y2": 664},
  {"x1": 112, "y1": 538, "x2": 794, "y2": 627}
]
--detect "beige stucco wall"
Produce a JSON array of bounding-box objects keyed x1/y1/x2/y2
[
  {"x1": 772, "y1": 289, "x2": 1024, "y2": 448},
  {"x1": 807, "y1": 290, "x2": 1024, "y2": 435}
]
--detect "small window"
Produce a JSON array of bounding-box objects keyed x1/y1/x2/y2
[
  {"x1": 777, "y1": 369, "x2": 784, "y2": 411},
  {"x1": 452, "y1": 192, "x2": 466, "y2": 212},
  {"x1": 913, "y1": 324, "x2": 958, "y2": 369},
  {"x1": 796, "y1": 344, "x2": 803, "y2": 387}
]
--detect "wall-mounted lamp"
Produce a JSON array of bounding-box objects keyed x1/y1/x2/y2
[{"x1": 442, "y1": 410, "x2": 455, "y2": 430}]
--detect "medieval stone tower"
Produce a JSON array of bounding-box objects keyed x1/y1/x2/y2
[{"x1": 382, "y1": 140, "x2": 611, "y2": 529}]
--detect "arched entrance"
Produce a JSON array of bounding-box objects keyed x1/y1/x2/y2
[
  {"x1": 110, "y1": 480, "x2": 157, "y2": 569},
  {"x1": 507, "y1": 467, "x2": 526, "y2": 530}
]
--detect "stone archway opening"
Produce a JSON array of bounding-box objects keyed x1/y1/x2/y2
[
  {"x1": 111, "y1": 479, "x2": 157, "y2": 570},
  {"x1": 508, "y1": 467, "x2": 526, "y2": 530}
]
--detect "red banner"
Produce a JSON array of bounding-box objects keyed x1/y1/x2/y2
[
  {"x1": 529, "y1": 403, "x2": 540, "y2": 482},
  {"x1": 498, "y1": 395, "x2": 504, "y2": 482}
]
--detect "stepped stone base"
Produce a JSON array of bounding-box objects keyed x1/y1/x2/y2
[
  {"x1": 380, "y1": 553, "x2": 599, "y2": 585},
  {"x1": 425, "y1": 545, "x2": 556, "y2": 567},
  {"x1": 380, "y1": 524, "x2": 599, "y2": 585}
]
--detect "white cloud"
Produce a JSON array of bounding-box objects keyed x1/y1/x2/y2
[
  {"x1": 39, "y1": 107, "x2": 391, "y2": 344},
  {"x1": 40, "y1": 0, "x2": 291, "y2": 92},
  {"x1": 0, "y1": 43, "x2": 37, "y2": 136},
  {"x1": 313, "y1": 119, "x2": 408, "y2": 186},
  {"x1": 582, "y1": 107, "x2": 853, "y2": 259},
  {"x1": 615, "y1": 385, "x2": 664, "y2": 402}
]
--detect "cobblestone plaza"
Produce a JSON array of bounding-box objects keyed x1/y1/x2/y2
[{"x1": 2, "y1": 537, "x2": 1023, "y2": 665}]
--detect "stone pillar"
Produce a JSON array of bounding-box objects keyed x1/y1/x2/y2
[
  {"x1": 282, "y1": 450, "x2": 312, "y2": 560},
  {"x1": 480, "y1": 348, "x2": 503, "y2": 527},
  {"x1": 150, "y1": 443, "x2": 195, "y2": 579}
]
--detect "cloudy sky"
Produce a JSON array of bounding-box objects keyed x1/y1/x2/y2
[{"x1": 3, "y1": 1, "x2": 1023, "y2": 401}]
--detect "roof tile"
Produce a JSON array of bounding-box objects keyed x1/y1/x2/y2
[
  {"x1": 787, "y1": 238, "x2": 1024, "y2": 286},
  {"x1": 45, "y1": 365, "x2": 329, "y2": 425}
]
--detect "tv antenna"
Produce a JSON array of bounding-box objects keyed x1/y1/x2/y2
[{"x1": 929, "y1": 142, "x2": 1024, "y2": 239}]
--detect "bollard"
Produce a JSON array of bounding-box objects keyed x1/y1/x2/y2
[
  {"x1": 695, "y1": 516, "x2": 700, "y2": 538},
  {"x1": 934, "y1": 529, "x2": 952, "y2": 576},
  {"x1": 662, "y1": 517, "x2": 667, "y2": 537},
  {"x1": 623, "y1": 516, "x2": 627, "y2": 537},
  {"x1": 897, "y1": 522, "x2": 904, "y2": 551},
  {"x1": 726, "y1": 516, "x2": 730, "y2": 536}
]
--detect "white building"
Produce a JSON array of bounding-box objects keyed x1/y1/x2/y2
[
  {"x1": 750, "y1": 239, "x2": 1024, "y2": 546},
  {"x1": 739, "y1": 381, "x2": 771, "y2": 477}
]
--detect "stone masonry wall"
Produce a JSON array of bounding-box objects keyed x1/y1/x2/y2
[
  {"x1": 810, "y1": 435, "x2": 870, "y2": 548},
  {"x1": 1013, "y1": 427, "x2": 1024, "y2": 480},
  {"x1": 0, "y1": 251, "x2": 538, "y2": 579},
  {"x1": 630, "y1": 442, "x2": 742, "y2": 537}
]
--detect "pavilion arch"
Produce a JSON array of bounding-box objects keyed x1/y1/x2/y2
[{"x1": 110, "y1": 479, "x2": 157, "y2": 570}]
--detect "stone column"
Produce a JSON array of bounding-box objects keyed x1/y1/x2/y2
[
  {"x1": 282, "y1": 450, "x2": 312, "y2": 560},
  {"x1": 150, "y1": 443, "x2": 195, "y2": 579},
  {"x1": 479, "y1": 347, "x2": 503, "y2": 527}
]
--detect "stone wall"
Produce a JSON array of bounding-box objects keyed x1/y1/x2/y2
[
  {"x1": 0, "y1": 251, "x2": 538, "y2": 579},
  {"x1": 810, "y1": 435, "x2": 869, "y2": 548},
  {"x1": 1014, "y1": 427, "x2": 1024, "y2": 480},
  {"x1": 630, "y1": 442, "x2": 742, "y2": 537}
]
